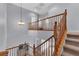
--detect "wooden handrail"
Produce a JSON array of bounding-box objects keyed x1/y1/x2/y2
[
  {"x1": 29, "y1": 11, "x2": 65, "y2": 31},
  {"x1": 29, "y1": 13, "x2": 64, "y2": 24},
  {"x1": 6, "y1": 43, "x2": 33, "y2": 50},
  {"x1": 28, "y1": 29, "x2": 54, "y2": 31},
  {"x1": 33, "y1": 35, "x2": 54, "y2": 56},
  {"x1": 36, "y1": 35, "x2": 54, "y2": 48},
  {"x1": 6, "y1": 43, "x2": 33, "y2": 56},
  {"x1": 6, "y1": 45, "x2": 19, "y2": 50}
]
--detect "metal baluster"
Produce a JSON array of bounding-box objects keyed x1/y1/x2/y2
[
  {"x1": 10, "y1": 50, "x2": 12, "y2": 56},
  {"x1": 42, "y1": 45, "x2": 44, "y2": 56},
  {"x1": 9, "y1": 50, "x2": 10, "y2": 56},
  {"x1": 47, "y1": 41, "x2": 48, "y2": 56},
  {"x1": 41, "y1": 45, "x2": 43, "y2": 56},
  {"x1": 39, "y1": 46, "x2": 41, "y2": 56},
  {"x1": 52, "y1": 37, "x2": 54, "y2": 55},
  {"x1": 50, "y1": 39, "x2": 51, "y2": 56},
  {"x1": 45, "y1": 43, "x2": 46, "y2": 56},
  {"x1": 43, "y1": 45, "x2": 44, "y2": 56},
  {"x1": 9, "y1": 50, "x2": 11, "y2": 56},
  {"x1": 40, "y1": 46, "x2": 41, "y2": 56},
  {"x1": 50, "y1": 39, "x2": 52, "y2": 55},
  {"x1": 14, "y1": 48, "x2": 17, "y2": 56},
  {"x1": 47, "y1": 42, "x2": 48, "y2": 56},
  {"x1": 12, "y1": 49, "x2": 14, "y2": 56},
  {"x1": 14, "y1": 48, "x2": 16, "y2": 56},
  {"x1": 42, "y1": 45, "x2": 43, "y2": 55},
  {"x1": 46, "y1": 42, "x2": 47, "y2": 56},
  {"x1": 16, "y1": 48, "x2": 18, "y2": 56},
  {"x1": 48, "y1": 40, "x2": 50, "y2": 56},
  {"x1": 60, "y1": 15, "x2": 62, "y2": 23},
  {"x1": 44, "y1": 44, "x2": 45, "y2": 56},
  {"x1": 41, "y1": 45, "x2": 42, "y2": 56},
  {"x1": 14, "y1": 48, "x2": 15, "y2": 56},
  {"x1": 10, "y1": 49, "x2": 12, "y2": 56},
  {"x1": 53, "y1": 37, "x2": 55, "y2": 55},
  {"x1": 58, "y1": 16, "x2": 59, "y2": 24}
]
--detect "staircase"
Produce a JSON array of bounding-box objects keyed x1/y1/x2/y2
[
  {"x1": 0, "y1": 8, "x2": 78, "y2": 56},
  {"x1": 0, "y1": 9, "x2": 67, "y2": 56},
  {"x1": 62, "y1": 33, "x2": 79, "y2": 56}
]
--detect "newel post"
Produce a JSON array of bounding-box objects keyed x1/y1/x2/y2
[
  {"x1": 65, "y1": 9, "x2": 67, "y2": 30},
  {"x1": 33, "y1": 44, "x2": 35, "y2": 56},
  {"x1": 54, "y1": 22, "x2": 57, "y2": 43},
  {"x1": 54, "y1": 21, "x2": 57, "y2": 56}
]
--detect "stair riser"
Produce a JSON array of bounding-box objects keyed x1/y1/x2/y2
[
  {"x1": 67, "y1": 35, "x2": 79, "y2": 39},
  {"x1": 66, "y1": 40, "x2": 79, "y2": 47},
  {"x1": 64, "y1": 47, "x2": 79, "y2": 56}
]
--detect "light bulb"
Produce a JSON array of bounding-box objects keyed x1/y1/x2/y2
[{"x1": 18, "y1": 20, "x2": 25, "y2": 25}]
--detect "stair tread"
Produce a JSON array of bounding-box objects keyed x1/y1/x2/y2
[
  {"x1": 66, "y1": 38, "x2": 79, "y2": 42},
  {"x1": 63, "y1": 51, "x2": 74, "y2": 56},
  {"x1": 64, "y1": 44, "x2": 79, "y2": 52},
  {"x1": 67, "y1": 32, "x2": 79, "y2": 36},
  {"x1": 67, "y1": 33, "x2": 79, "y2": 39}
]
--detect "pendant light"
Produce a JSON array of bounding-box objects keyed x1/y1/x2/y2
[{"x1": 18, "y1": 3, "x2": 25, "y2": 25}]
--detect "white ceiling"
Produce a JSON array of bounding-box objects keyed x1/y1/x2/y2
[{"x1": 13, "y1": 3, "x2": 53, "y2": 15}]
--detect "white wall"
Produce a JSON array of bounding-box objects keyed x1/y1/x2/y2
[
  {"x1": 0, "y1": 4, "x2": 7, "y2": 51},
  {"x1": 7, "y1": 4, "x2": 37, "y2": 48},
  {"x1": 47, "y1": 3, "x2": 79, "y2": 32},
  {"x1": 7, "y1": 4, "x2": 52, "y2": 48}
]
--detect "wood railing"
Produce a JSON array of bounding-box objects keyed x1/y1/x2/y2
[
  {"x1": 54, "y1": 9, "x2": 67, "y2": 55},
  {"x1": 29, "y1": 12, "x2": 64, "y2": 31},
  {"x1": 6, "y1": 43, "x2": 33, "y2": 56},
  {"x1": 33, "y1": 35, "x2": 54, "y2": 56},
  {"x1": 31, "y1": 9, "x2": 67, "y2": 56}
]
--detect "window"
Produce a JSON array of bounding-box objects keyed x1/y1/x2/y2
[{"x1": 30, "y1": 13, "x2": 37, "y2": 22}]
